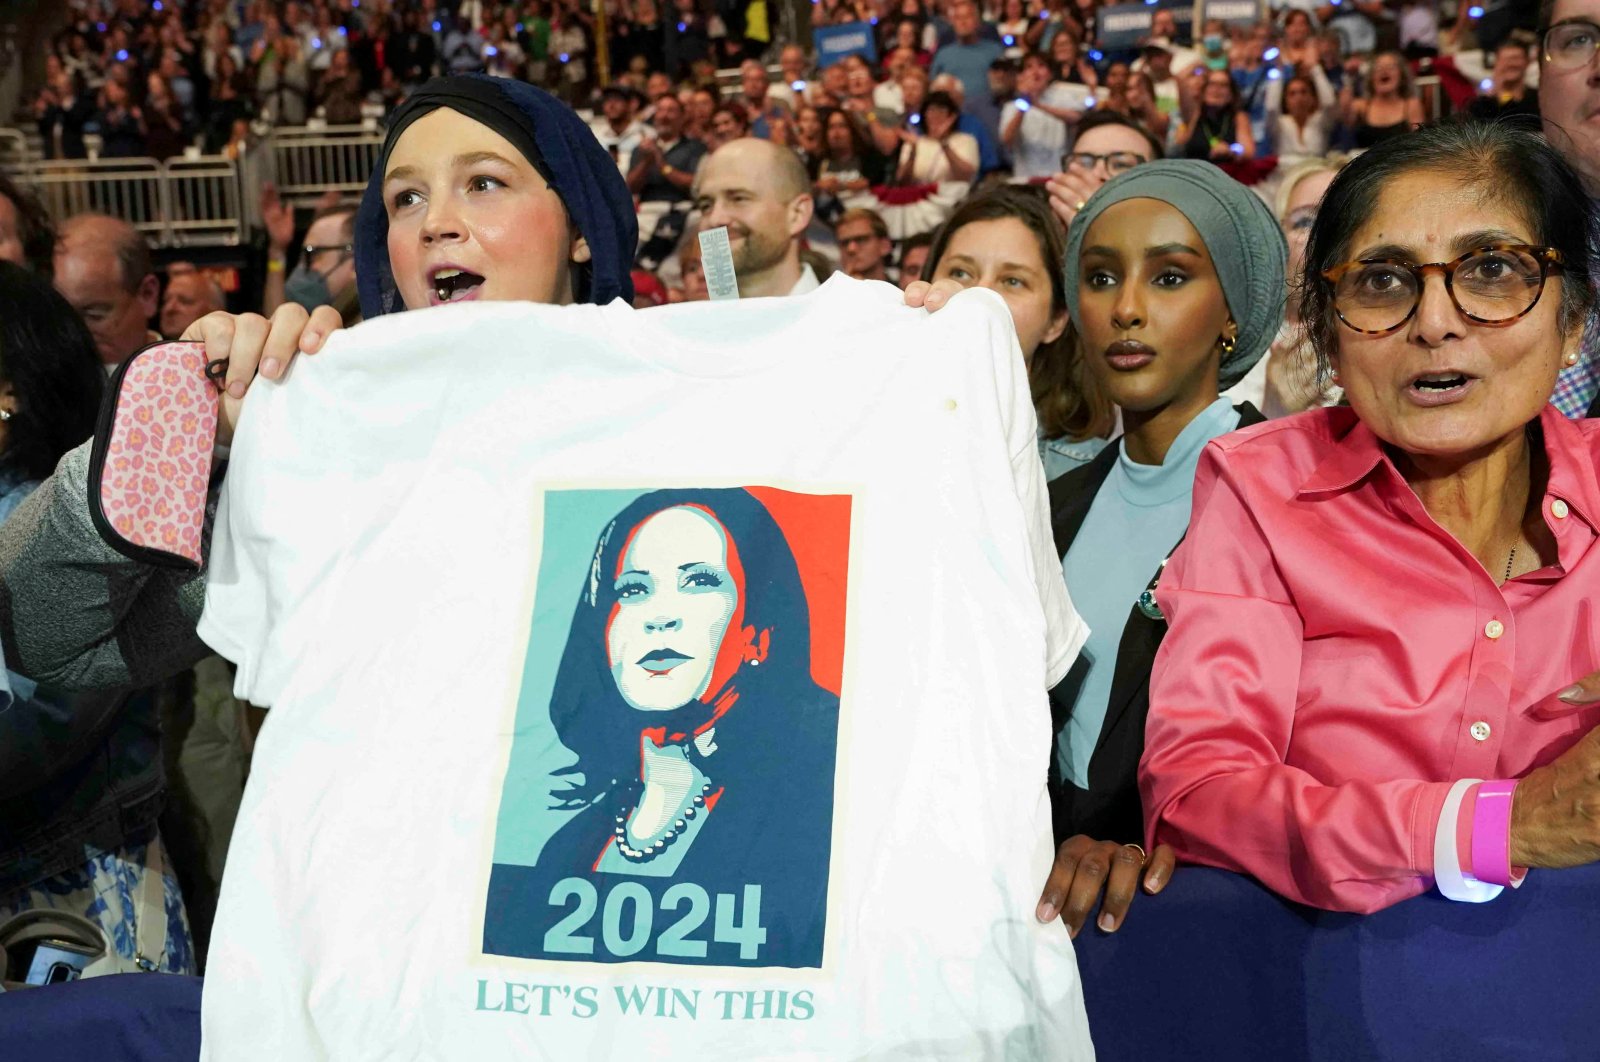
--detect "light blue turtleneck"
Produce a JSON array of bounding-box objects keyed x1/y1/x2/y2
[{"x1": 1056, "y1": 397, "x2": 1240, "y2": 789}]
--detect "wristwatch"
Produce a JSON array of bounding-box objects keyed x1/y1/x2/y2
[{"x1": 662, "y1": 163, "x2": 675, "y2": 177}]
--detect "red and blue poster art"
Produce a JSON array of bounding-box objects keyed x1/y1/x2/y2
[{"x1": 485, "y1": 486, "x2": 852, "y2": 969}]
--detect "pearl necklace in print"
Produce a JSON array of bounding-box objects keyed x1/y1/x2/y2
[{"x1": 614, "y1": 780, "x2": 715, "y2": 863}]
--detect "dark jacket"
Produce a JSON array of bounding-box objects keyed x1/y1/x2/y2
[
  {"x1": 0, "y1": 684, "x2": 164, "y2": 895},
  {"x1": 0, "y1": 471, "x2": 173, "y2": 895},
  {"x1": 37, "y1": 95, "x2": 96, "y2": 160},
  {"x1": 1045, "y1": 403, "x2": 1264, "y2": 847}
]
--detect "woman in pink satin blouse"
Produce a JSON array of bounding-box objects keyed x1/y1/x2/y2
[{"x1": 1138, "y1": 121, "x2": 1600, "y2": 914}]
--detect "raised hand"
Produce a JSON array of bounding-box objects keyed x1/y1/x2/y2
[
  {"x1": 1045, "y1": 162, "x2": 1103, "y2": 230},
  {"x1": 261, "y1": 181, "x2": 295, "y2": 254}
]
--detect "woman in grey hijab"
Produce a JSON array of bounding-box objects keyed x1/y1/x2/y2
[{"x1": 1030, "y1": 159, "x2": 1287, "y2": 941}]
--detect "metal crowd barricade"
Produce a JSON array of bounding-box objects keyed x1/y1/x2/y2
[
  {"x1": 8, "y1": 154, "x2": 244, "y2": 248},
  {"x1": 3, "y1": 121, "x2": 386, "y2": 247},
  {"x1": 0, "y1": 126, "x2": 30, "y2": 175},
  {"x1": 24, "y1": 157, "x2": 167, "y2": 245},
  {"x1": 162, "y1": 155, "x2": 244, "y2": 246},
  {"x1": 266, "y1": 124, "x2": 384, "y2": 208}
]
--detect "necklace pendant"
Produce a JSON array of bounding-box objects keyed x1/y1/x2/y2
[{"x1": 1137, "y1": 588, "x2": 1164, "y2": 621}]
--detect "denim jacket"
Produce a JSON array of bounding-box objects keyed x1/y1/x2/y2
[
  {"x1": 0, "y1": 468, "x2": 166, "y2": 895},
  {"x1": 1041, "y1": 433, "x2": 1110, "y2": 482}
]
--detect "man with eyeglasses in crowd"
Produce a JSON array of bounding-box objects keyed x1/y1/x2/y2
[
  {"x1": 261, "y1": 198, "x2": 357, "y2": 319},
  {"x1": 1042, "y1": 111, "x2": 1166, "y2": 232},
  {"x1": 1468, "y1": 33, "x2": 1539, "y2": 121},
  {"x1": 1537, "y1": 0, "x2": 1600, "y2": 417},
  {"x1": 833, "y1": 208, "x2": 893, "y2": 283}
]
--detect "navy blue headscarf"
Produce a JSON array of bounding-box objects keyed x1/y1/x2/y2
[{"x1": 355, "y1": 75, "x2": 637, "y2": 317}]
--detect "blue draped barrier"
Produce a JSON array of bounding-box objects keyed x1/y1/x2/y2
[
  {"x1": 0, "y1": 973, "x2": 202, "y2": 1062},
  {"x1": 7, "y1": 866, "x2": 1600, "y2": 1061},
  {"x1": 1076, "y1": 864, "x2": 1600, "y2": 1061}
]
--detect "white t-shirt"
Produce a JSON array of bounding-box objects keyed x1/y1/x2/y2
[
  {"x1": 872, "y1": 79, "x2": 905, "y2": 116},
  {"x1": 587, "y1": 117, "x2": 645, "y2": 175},
  {"x1": 906, "y1": 131, "x2": 981, "y2": 183},
  {"x1": 198, "y1": 275, "x2": 1092, "y2": 1061},
  {"x1": 1001, "y1": 82, "x2": 1088, "y2": 181}
]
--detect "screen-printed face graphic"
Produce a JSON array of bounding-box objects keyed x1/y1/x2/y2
[{"x1": 606, "y1": 506, "x2": 740, "y2": 712}]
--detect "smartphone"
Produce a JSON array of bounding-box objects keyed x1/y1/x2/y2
[{"x1": 10, "y1": 938, "x2": 99, "y2": 985}]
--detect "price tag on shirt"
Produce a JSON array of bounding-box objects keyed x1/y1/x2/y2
[{"x1": 698, "y1": 226, "x2": 740, "y2": 301}]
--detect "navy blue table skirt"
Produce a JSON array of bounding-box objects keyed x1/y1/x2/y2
[
  {"x1": 1077, "y1": 864, "x2": 1600, "y2": 1061},
  {"x1": 6, "y1": 866, "x2": 1600, "y2": 1062},
  {"x1": 0, "y1": 973, "x2": 201, "y2": 1062}
]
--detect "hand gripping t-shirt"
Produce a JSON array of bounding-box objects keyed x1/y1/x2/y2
[{"x1": 197, "y1": 274, "x2": 1093, "y2": 1061}]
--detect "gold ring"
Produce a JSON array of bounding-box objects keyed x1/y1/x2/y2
[
  {"x1": 1074, "y1": 199, "x2": 1087, "y2": 212},
  {"x1": 1123, "y1": 843, "x2": 1147, "y2": 862}
]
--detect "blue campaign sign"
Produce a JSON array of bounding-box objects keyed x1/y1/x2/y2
[
  {"x1": 1098, "y1": 0, "x2": 1194, "y2": 52},
  {"x1": 1198, "y1": 0, "x2": 1264, "y2": 28},
  {"x1": 813, "y1": 21, "x2": 878, "y2": 68},
  {"x1": 1163, "y1": 0, "x2": 1196, "y2": 42},
  {"x1": 1097, "y1": 4, "x2": 1153, "y2": 50}
]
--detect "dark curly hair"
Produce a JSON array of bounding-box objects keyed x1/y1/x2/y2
[
  {"x1": 0, "y1": 261, "x2": 105, "y2": 482},
  {"x1": 0, "y1": 175, "x2": 56, "y2": 276}
]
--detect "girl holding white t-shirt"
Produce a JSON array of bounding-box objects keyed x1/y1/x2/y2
[{"x1": 0, "y1": 74, "x2": 639, "y2": 695}]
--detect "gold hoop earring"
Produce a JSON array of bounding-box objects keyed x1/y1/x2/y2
[{"x1": 1220, "y1": 335, "x2": 1236, "y2": 356}]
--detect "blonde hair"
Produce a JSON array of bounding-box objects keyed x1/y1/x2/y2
[{"x1": 1273, "y1": 156, "x2": 1347, "y2": 220}]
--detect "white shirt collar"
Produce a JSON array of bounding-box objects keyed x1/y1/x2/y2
[{"x1": 789, "y1": 263, "x2": 820, "y2": 296}]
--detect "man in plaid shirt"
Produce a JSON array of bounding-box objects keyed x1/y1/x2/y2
[{"x1": 1541, "y1": 0, "x2": 1600, "y2": 416}]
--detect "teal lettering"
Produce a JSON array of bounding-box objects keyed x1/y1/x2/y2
[
  {"x1": 505, "y1": 983, "x2": 531, "y2": 1015},
  {"x1": 715, "y1": 989, "x2": 741, "y2": 1020},
  {"x1": 741, "y1": 989, "x2": 777, "y2": 1020},
  {"x1": 790, "y1": 990, "x2": 815, "y2": 1021},
  {"x1": 527, "y1": 984, "x2": 557, "y2": 1017},
  {"x1": 602, "y1": 882, "x2": 653, "y2": 958},
  {"x1": 657, "y1": 883, "x2": 710, "y2": 958},
  {"x1": 705, "y1": 988, "x2": 813, "y2": 1021},
  {"x1": 668, "y1": 988, "x2": 699, "y2": 1019},
  {"x1": 474, "y1": 979, "x2": 504, "y2": 1012},
  {"x1": 571, "y1": 986, "x2": 599, "y2": 1018},
  {"x1": 615, "y1": 984, "x2": 653, "y2": 1014},
  {"x1": 713, "y1": 886, "x2": 767, "y2": 960},
  {"x1": 544, "y1": 878, "x2": 598, "y2": 955}
]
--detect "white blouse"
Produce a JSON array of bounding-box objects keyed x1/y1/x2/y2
[
  {"x1": 1265, "y1": 63, "x2": 1337, "y2": 164},
  {"x1": 905, "y1": 132, "x2": 979, "y2": 184}
]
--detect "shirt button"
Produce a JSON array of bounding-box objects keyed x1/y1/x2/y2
[
  {"x1": 1553, "y1": 499, "x2": 1570, "y2": 519},
  {"x1": 944, "y1": 399, "x2": 958, "y2": 411},
  {"x1": 1470, "y1": 721, "x2": 1492, "y2": 742},
  {"x1": 1484, "y1": 620, "x2": 1505, "y2": 640}
]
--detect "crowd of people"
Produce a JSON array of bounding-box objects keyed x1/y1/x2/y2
[
  {"x1": 17, "y1": 0, "x2": 1545, "y2": 323},
  {"x1": 6, "y1": 0, "x2": 1600, "y2": 1052}
]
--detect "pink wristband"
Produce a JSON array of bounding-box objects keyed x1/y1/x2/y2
[{"x1": 1470, "y1": 779, "x2": 1518, "y2": 887}]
